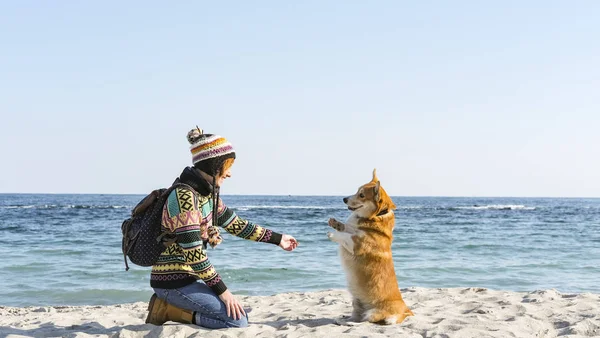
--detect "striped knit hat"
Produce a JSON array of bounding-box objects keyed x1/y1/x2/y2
[{"x1": 187, "y1": 127, "x2": 236, "y2": 176}]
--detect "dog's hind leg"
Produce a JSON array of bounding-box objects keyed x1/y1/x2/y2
[
  {"x1": 333, "y1": 298, "x2": 365, "y2": 327},
  {"x1": 364, "y1": 306, "x2": 413, "y2": 325},
  {"x1": 351, "y1": 297, "x2": 367, "y2": 322}
]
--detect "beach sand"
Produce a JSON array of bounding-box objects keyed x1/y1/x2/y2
[{"x1": 1, "y1": 288, "x2": 599, "y2": 338}]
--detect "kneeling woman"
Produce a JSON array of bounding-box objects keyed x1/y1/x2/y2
[{"x1": 146, "y1": 127, "x2": 298, "y2": 328}]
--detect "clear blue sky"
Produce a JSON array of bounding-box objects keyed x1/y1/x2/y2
[{"x1": 1, "y1": 1, "x2": 599, "y2": 197}]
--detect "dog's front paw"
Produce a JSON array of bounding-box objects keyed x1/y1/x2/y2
[
  {"x1": 327, "y1": 232, "x2": 335, "y2": 241},
  {"x1": 328, "y1": 218, "x2": 345, "y2": 231}
]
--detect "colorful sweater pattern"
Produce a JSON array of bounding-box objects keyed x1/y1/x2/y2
[{"x1": 150, "y1": 187, "x2": 282, "y2": 294}]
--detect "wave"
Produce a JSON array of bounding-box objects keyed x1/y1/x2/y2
[
  {"x1": 397, "y1": 205, "x2": 536, "y2": 211},
  {"x1": 231, "y1": 205, "x2": 343, "y2": 211},
  {"x1": 454, "y1": 204, "x2": 535, "y2": 211}
]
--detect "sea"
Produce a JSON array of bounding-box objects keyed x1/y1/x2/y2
[{"x1": 0, "y1": 194, "x2": 599, "y2": 307}]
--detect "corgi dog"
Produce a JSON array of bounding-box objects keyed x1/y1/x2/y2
[{"x1": 327, "y1": 169, "x2": 413, "y2": 325}]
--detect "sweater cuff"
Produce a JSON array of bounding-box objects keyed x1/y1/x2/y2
[
  {"x1": 267, "y1": 231, "x2": 283, "y2": 246},
  {"x1": 207, "y1": 278, "x2": 228, "y2": 295}
]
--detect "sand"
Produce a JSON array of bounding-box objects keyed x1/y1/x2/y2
[{"x1": 1, "y1": 287, "x2": 599, "y2": 338}]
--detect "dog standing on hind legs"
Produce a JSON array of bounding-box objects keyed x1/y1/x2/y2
[{"x1": 327, "y1": 169, "x2": 413, "y2": 325}]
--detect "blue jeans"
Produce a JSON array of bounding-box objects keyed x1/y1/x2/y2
[{"x1": 153, "y1": 282, "x2": 249, "y2": 329}]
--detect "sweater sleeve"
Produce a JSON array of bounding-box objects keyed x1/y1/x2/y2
[
  {"x1": 215, "y1": 197, "x2": 282, "y2": 245},
  {"x1": 164, "y1": 187, "x2": 228, "y2": 295}
]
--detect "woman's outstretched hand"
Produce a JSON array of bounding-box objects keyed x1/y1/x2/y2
[{"x1": 279, "y1": 234, "x2": 299, "y2": 251}]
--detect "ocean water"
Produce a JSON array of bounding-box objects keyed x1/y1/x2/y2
[{"x1": 0, "y1": 193, "x2": 599, "y2": 307}]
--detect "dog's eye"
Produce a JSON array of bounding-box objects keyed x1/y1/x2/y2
[{"x1": 359, "y1": 193, "x2": 365, "y2": 198}]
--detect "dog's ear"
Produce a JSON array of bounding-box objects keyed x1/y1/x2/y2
[
  {"x1": 371, "y1": 168, "x2": 378, "y2": 183},
  {"x1": 374, "y1": 180, "x2": 380, "y2": 202}
]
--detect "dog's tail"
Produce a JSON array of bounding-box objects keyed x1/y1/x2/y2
[{"x1": 366, "y1": 302, "x2": 413, "y2": 325}]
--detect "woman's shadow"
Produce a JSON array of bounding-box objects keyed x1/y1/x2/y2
[
  {"x1": 0, "y1": 322, "x2": 160, "y2": 338},
  {"x1": 1, "y1": 316, "x2": 358, "y2": 336}
]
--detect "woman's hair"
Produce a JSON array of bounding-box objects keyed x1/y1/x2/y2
[{"x1": 219, "y1": 158, "x2": 235, "y2": 177}]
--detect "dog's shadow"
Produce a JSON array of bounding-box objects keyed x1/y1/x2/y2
[{"x1": 257, "y1": 315, "x2": 363, "y2": 328}]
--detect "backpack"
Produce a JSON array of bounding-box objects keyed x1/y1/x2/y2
[{"x1": 121, "y1": 182, "x2": 192, "y2": 271}]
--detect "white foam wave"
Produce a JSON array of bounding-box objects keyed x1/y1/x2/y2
[
  {"x1": 456, "y1": 205, "x2": 535, "y2": 211},
  {"x1": 1, "y1": 205, "x2": 37, "y2": 209},
  {"x1": 65, "y1": 205, "x2": 130, "y2": 209},
  {"x1": 231, "y1": 205, "x2": 339, "y2": 211}
]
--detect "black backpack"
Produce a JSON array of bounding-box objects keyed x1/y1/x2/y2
[{"x1": 121, "y1": 182, "x2": 192, "y2": 271}]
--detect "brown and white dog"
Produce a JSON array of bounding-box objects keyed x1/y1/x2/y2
[{"x1": 327, "y1": 169, "x2": 413, "y2": 325}]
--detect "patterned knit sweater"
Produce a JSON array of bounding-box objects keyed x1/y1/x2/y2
[{"x1": 150, "y1": 181, "x2": 282, "y2": 295}]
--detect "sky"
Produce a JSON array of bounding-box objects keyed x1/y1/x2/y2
[{"x1": 0, "y1": 1, "x2": 599, "y2": 197}]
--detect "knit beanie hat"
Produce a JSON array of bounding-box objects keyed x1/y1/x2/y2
[
  {"x1": 186, "y1": 127, "x2": 235, "y2": 250},
  {"x1": 187, "y1": 127, "x2": 236, "y2": 176}
]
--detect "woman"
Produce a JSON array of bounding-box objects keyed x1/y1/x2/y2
[{"x1": 145, "y1": 127, "x2": 299, "y2": 328}]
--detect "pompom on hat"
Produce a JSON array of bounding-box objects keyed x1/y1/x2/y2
[{"x1": 187, "y1": 126, "x2": 236, "y2": 176}]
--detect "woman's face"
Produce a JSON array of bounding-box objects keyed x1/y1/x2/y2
[{"x1": 216, "y1": 167, "x2": 232, "y2": 187}]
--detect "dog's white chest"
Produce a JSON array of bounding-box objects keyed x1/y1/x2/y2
[{"x1": 344, "y1": 214, "x2": 360, "y2": 233}]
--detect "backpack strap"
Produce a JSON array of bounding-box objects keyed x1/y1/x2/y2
[
  {"x1": 161, "y1": 180, "x2": 195, "y2": 198},
  {"x1": 155, "y1": 181, "x2": 197, "y2": 246},
  {"x1": 132, "y1": 190, "x2": 162, "y2": 216},
  {"x1": 163, "y1": 180, "x2": 214, "y2": 249}
]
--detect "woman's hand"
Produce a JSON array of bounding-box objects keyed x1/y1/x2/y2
[
  {"x1": 218, "y1": 290, "x2": 246, "y2": 320},
  {"x1": 279, "y1": 234, "x2": 299, "y2": 251}
]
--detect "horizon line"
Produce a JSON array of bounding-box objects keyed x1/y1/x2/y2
[{"x1": 0, "y1": 192, "x2": 598, "y2": 199}]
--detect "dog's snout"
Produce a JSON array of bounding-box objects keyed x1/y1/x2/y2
[{"x1": 343, "y1": 197, "x2": 348, "y2": 204}]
